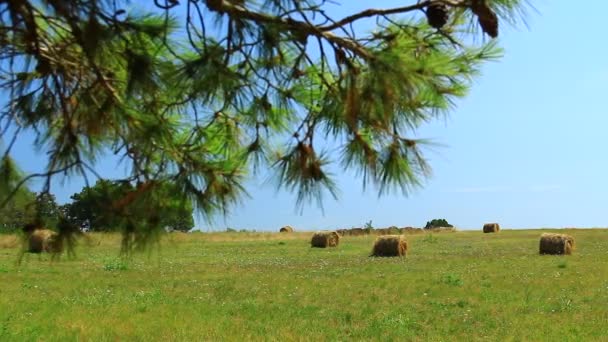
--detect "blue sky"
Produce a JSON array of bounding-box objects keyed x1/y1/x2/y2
[{"x1": 6, "y1": 2, "x2": 608, "y2": 231}]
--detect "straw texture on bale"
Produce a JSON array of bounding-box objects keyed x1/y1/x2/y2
[
  {"x1": 279, "y1": 226, "x2": 294, "y2": 233},
  {"x1": 371, "y1": 235, "x2": 408, "y2": 257},
  {"x1": 45, "y1": 234, "x2": 63, "y2": 253},
  {"x1": 539, "y1": 233, "x2": 574, "y2": 255},
  {"x1": 0, "y1": 235, "x2": 20, "y2": 249},
  {"x1": 28, "y1": 229, "x2": 61, "y2": 253},
  {"x1": 311, "y1": 231, "x2": 340, "y2": 248},
  {"x1": 483, "y1": 223, "x2": 500, "y2": 233}
]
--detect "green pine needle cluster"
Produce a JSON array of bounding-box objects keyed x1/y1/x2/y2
[{"x1": 0, "y1": 1, "x2": 530, "y2": 250}]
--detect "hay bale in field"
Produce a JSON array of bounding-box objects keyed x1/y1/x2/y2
[
  {"x1": 0, "y1": 235, "x2": 20, "y2": 249},
  {"x1": 483, "y1": 223, "x2": 500, "y2": 233},
  {"x1": 279, "y1": 225, "x2": 294, "y2": 233},
  {"x1": 371, "y1": 235, "x2": 408, "y2": 257},
  {"x1": 311, "y1": 231, "x2": 340, "y2": 248},
  {"x1": 27, "y1": 229, "x2": 52, "y2": 253},
  {"x1": 539, "y1": 233, "x2": 574, "y2": 255},
  {"x1": 28, "y1": 229, "x2": 61, "y2": 253},
  {"x1": 45, "y1": 233, "x2": 63, "y2": 253}
]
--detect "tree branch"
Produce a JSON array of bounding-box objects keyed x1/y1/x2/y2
[
  {"x1": 207, "y1": 0, "x2": 375, "y2": 60},
  {"x1": 319, "y1": 0, "x2": 467, "y2": 31}
]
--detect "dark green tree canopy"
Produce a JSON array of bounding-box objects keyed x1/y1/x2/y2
[
  {"x1": 63, "y1": 179, "x2": 195, "y2": 232},
  {"x1": 33, "y1": 192, "x2": 61, "y2": 227},
  {"x1": 0, "y1": 1, "x2": 529, "y2": 228},
  {"x1": 0, "y1": 185, "x2": 36, "y2": 232},
  {"x1": 424, "y1": 218, "x2": 454, "y2": 229}
]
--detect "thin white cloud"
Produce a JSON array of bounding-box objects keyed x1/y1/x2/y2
[
  {"x1": 448, "y1": 186, "x2": 513, "y2": 193},
  {"x1": 447, "y1": 184, "x2": 563, "y2": 194},
  {"x1": 528, "y1": 185, "x2": 563, "y2": 192}
]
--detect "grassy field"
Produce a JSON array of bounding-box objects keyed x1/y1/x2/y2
[{"x1": 1, "y1": 229, "x2": 608, "y2": 341}]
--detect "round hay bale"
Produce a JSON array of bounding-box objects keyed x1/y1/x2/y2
[
  {"x1": 44, "y1": 233, "x2": 63, "y2": 253},
  {"x1": 371, "y1": 235, "x2": 408, "y2": 257},
  {"x1": 539, "y1": 233, "x2": 574, "y2": 255},
  {"x1": 483, "y1": 223, "x2": 500, "y2": 233},
  {"x1": 27, "y1": 229, "x2": 58, "y2": 253},
  {"x1": 279, "y1": 225, "x2": 294, "y2": 233},
  {"x1": 311, "y1": 231, "x2": 340, "y2": 248}
]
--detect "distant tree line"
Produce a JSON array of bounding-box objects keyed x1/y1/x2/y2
[
  {"x1": 424, "y1": 219, "x2": 453, "y2": 229},
  {"x1": 0, "y1": 180, "x2": 194, "y2": 233}
]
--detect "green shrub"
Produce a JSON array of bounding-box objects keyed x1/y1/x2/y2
[
  {"x1": 422, "y1": 234, "x2": 438, "y2": 243},
  {"x1": 441, "y1": 273, "x2": 463, "y2": 287},
  {"x1": 103, "y1": 258, "x2": 129, "y2": 271}
]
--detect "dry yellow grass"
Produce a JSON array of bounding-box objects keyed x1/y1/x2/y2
[
  {"x1": 165, "y1": 231, "x2": 313, "y2": 243},
  {"x1": 387, "y1": 226, "x2": 401, "y2": 234},
  {"x1": 0, "y1": 234, "x2": 20, "y2": 249},
  {"x1": 349, "y1": 228, "x2": 365, "y2": 236},
  {"x1": 400, "y1": 227, "x2": 424, "y2": 234},
  {"x1": 428, "y1": 227, "x2": 456, "y2": 233}
]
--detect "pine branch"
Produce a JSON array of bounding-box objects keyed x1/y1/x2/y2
[
  {"x1": 205, "y1": 0, "x2": 375, "y2": 60},
  {"x1": 319, "y1": 1, "x2": 467, "y2": 31}
]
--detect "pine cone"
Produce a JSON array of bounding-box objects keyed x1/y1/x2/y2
[
  {"x1": 206, "y1": 0, "x2": 224, "y2": 12},
  {"x1": 471, "y1": 0, "x2": 499, "y2": 38},
  {"x1": 426, "y1": 2, "x2": 449, "y2": 29}
]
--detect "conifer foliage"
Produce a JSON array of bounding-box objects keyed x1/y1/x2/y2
[{"x1": 0, "y1": 1, "x2": 528, "y2": 249}]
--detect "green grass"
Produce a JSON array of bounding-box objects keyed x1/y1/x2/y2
[{"x1": 1, "y1": 229, "x2": 608, "y2": 341}]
